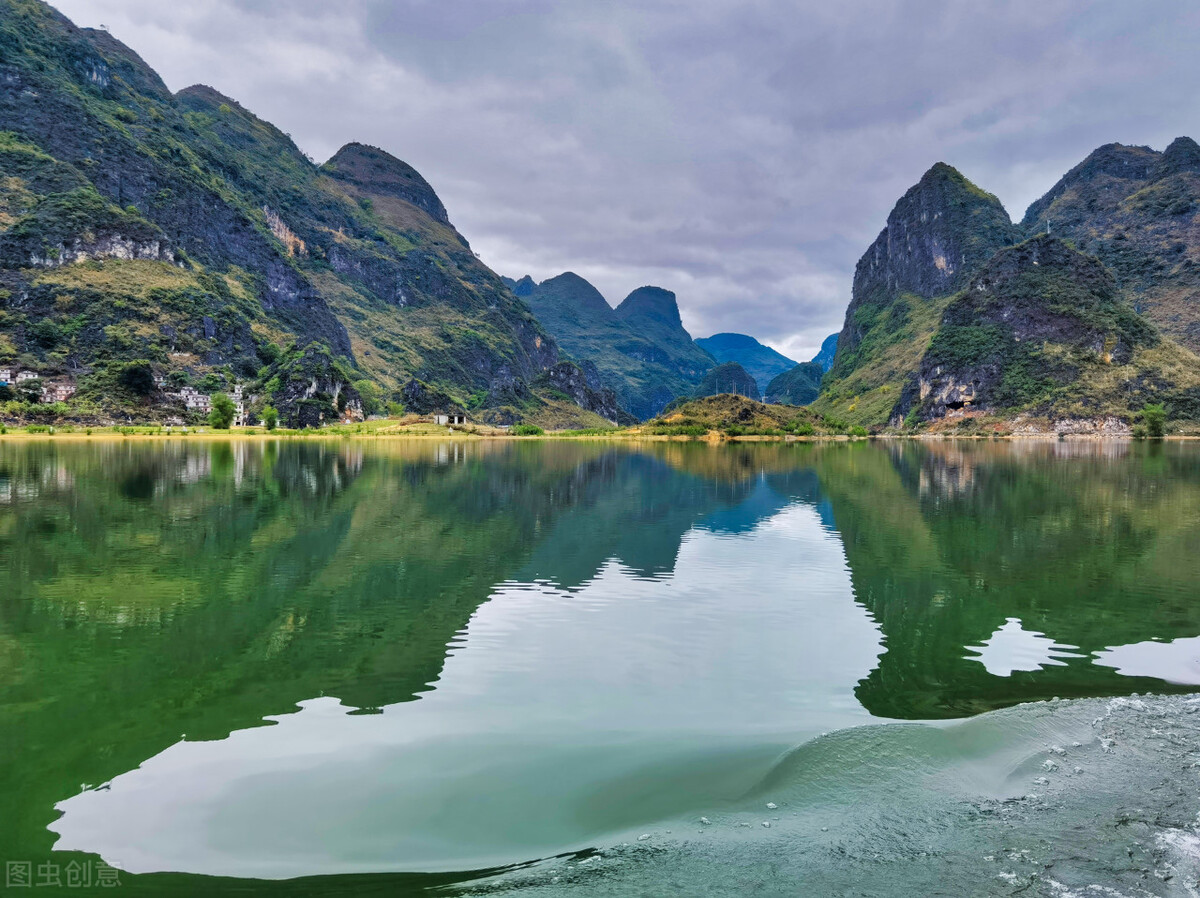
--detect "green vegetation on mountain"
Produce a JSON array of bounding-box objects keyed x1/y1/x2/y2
[
  {"x1": 816, "y1": 148, "x2": 1200, "y2": 432},
  {"x1": 690, "y1": 361, "x2": 760, "y2": 401},
  {"x1": 1020, "y1": 138, "x2": 1200, "y2": 352},
  {"x1": 508, "y1": 273, "x2": 715, "y2": 418},
  {"x1": 814, "y1": 163, "x2": 1021, "y2": 427},
  {"x1": 764, "y1": 360, "x2": 824, "y2": 405},
  {"x1": 0, "y1": 0, "x2": 586, "y2": 427},
  {"x1": 894, "y1": 235, "x2": 1200, "y2": 425},
  {"x1": 694, "y1": 333, "x2": 796, "y2": 393}
]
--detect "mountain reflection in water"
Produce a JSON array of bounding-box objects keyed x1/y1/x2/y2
[{"x1": 2, "y1": 438, "x2": 1199, "y2": 890}]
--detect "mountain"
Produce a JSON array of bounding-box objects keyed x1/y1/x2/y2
[
  {"x1": 764, "y1": 361, "x2": 823, "y2": 405},
  {"x1": 810, "y1": 333, "x2": 838, "y2": 372},
  {"x1": 613, "y1": 286, "x2": 715, "y2": 384},
  {"x1": 691, "y1": 361, "x2": 760, "y2": 401},
  {"x1": 892, "y1": 235, "x2": 1200, "y2": 425},
  {"x1": 507, "y1": 273, "x2": 715, "y2": 418},
  {"x1": 814, "y1": 163, "x2": 1022, "y2": 426},
  {"x1": 0, "y1": 0, "x2": 608, "y2": 426},
  {"x1": 1020, "y1": 138, "x2": 1200, "y2": 351},
  {"x1": 694, "y1": 333, "x2": 797, "y2": 393}
]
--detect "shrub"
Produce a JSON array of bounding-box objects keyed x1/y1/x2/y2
[
  {"x1": 849, "y1": 425, "x2": 869, "y2": 437},
  {"x1": 261, "y1": 404, "x2": 279, "y2": 431},
  {"x1": 208, "y1": 393, "x2": 236, "y2": 429},
  {"x1": 511, "y1": 423, "x2": 544, "y2": 436},
  {"x1": 1142, "y1": 402, "x2": 1167, "y2": 438}
]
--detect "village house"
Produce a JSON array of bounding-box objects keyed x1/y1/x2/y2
[
  {"x1": 179, "y1": 386, "x2": 212, "y2": 413},
  {"x1": 434, "y1": 412, "x2": 468, "y2": 426},
  {"x1": 0, "y1": 368, "x2": 12, "y2": 385},
  {"x1": 41, "y1": 381, "x2": 75, "y2": 403},
  {"x1": 15, "y1": 370, "x2": 37, "y2": 383}
]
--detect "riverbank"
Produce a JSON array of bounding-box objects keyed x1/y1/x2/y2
[{"x1": 2, "y1": 420, "x2": 1200, "y2": 443}]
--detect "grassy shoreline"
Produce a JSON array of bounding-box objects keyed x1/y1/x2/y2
[{"x1": 0, "y1": 422, "x2": 1196, "y2": 442}]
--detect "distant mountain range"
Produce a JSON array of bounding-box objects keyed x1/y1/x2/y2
[
  {"x1": 505, "y1": 273, "x2": 714, "y2": 419},
  {"x1": 694, "y1": 333, "x2": 796, "y2": 393}
]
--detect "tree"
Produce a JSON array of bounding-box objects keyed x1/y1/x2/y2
[
  {"x1": 208, "y1": 393, "x2": 236, "y2": 429},
  {"x1": 261, "y1": 404, "x2": 279, "y2": 431},
  {"x1": 1142, "y1": 402, "x2": 1167, "y2": 439},
  {"x1": 353, "y1": 379, "x2": 380, "y2": 416},
  {"x1": 16, "y1": 378, "x2": 42, "y2": 404}
]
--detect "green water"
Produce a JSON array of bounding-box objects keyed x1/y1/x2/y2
[{"x1": 3, "y1": 438, "x2": 1200, "y2": 895}]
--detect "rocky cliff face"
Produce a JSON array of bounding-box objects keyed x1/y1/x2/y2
[
  {"x1": 539, "y1": 361, "x2": 636, "y2": 425},
  {"x1": 839, "y1": 163, "x2": 1021, "y2": 357},
  {"x1": 814, "y1": 163, "x2": 1021, "y2": 426},
  {"x1": 0, "y1": 0, "x2": 560, "y2": 425},
  {"x1": 894, "y1": 236, "x2": 1199, "y2": 425},
  {"x1": 1020, "y1": 137, "x2": 1200, "y2": 351},
  {"x1": 508, "y1": 272, "x2": 715, "y2": 419}
]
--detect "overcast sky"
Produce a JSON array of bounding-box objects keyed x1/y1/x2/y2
[{"x1": 53, "y1": 0, "x2": 1200, "y2": 360}]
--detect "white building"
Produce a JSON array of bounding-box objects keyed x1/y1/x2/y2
[{"x1": 179, "y1": 386, "x2": 212, "y2": 412}]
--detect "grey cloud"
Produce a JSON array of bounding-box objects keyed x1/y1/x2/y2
[{"x1": 53, "y1": 0, "x2": 1200, "y2": 360}]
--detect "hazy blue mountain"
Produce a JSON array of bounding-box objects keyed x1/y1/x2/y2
[
  {"x1": 695, "y1": 332, "x2": 797, "y2": 393},
  {"x1": 810, "y1": 333, "x2": 838, "y2": 372}
]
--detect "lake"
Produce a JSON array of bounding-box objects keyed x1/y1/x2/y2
[{"x1": 3, "y1": 438, "x2": 1200, "y2": 895}]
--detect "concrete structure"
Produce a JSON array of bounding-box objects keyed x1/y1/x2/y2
[
  {"x1": 434, "y1": 412, "x2": 467, "y2": 426},
  {"x1": 41, "y1": 381, "x2": 75, "y2": 403},
  {"x1": 179, "y1": 386, "x2": 212, "y2": 413}
]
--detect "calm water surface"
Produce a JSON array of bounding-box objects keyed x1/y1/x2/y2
[{"x1": 3, "y1": 438, "x2": 1200, "y2": 893}]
